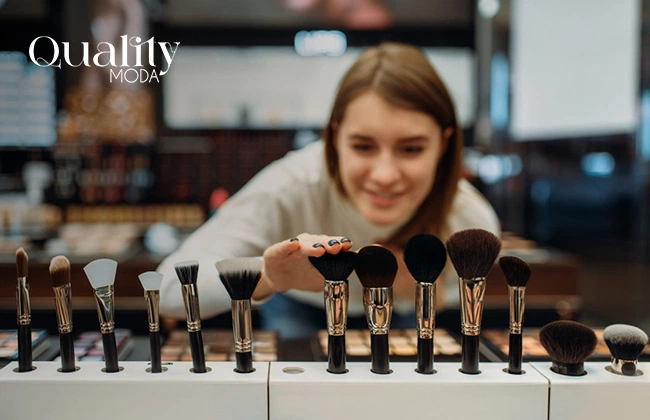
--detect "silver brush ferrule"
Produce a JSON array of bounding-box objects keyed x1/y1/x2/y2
[
  {"x1": 93, "y1": 285, "x2": 115, "y2": 334},
  {"x1": 181, "y1": 283, "x2": 201, "y2": 332},
  {"x1": 508, "y1": 285, "x2": 526, "y2": 334},
  {"x1": 324, "y1": 280, "x2": 349, "y2": 336},
  {"x1": 611, "y1": 358, "x2": 638, "y2": 375},
  {"x1": 53, "y1": 283, "x2": 73, "y2": 333},
  {"x1": 232, "y1": 300, "x2": 252, "y2": 353},
  {"x1": 458, "y1": 277, "x2": 486, "y2": 336},
  {"x1": 144, "y1": 290, "x2": 161, "y2": 333},
  {"x1": 16, "y1": 277, "x2": 31, "y2": 325},
  {"x1": 363, "y1": 287, "x2": 393, "y2": 335},
  {"x1": 416, "y1": 282, "x2": 436, "y2": 339}
]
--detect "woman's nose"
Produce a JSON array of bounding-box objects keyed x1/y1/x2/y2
[{"x1": 369, "y1": 154, "x2": 401, "y2": 186}]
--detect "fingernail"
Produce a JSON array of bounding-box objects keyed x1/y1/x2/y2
[
  {"x1": 340, "y1": 237, "x2": 351, "y2": 243},
  {"x1": 289, "y1": 237, "x2": 298, "y2": 242},
  {"x1": 312, "y1": 243, "x2": 324, "y2": 248},
  {"x1": 328, "y1": 239, "x2": 340, "y2": 246}
]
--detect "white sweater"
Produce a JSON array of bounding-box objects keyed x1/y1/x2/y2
[{"x1": 158, "y1": 141, "x2": 500, "y2": 319}]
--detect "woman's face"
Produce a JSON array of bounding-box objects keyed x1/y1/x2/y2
[{"x1": 334, "y1": 91, "x2": 448, "y2": 226}]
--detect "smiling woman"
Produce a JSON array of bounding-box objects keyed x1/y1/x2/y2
[{"x1": 157, "y1": 42, "x2": 500, "y2": 339}]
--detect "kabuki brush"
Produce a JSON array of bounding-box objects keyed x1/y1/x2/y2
[
  {"x1": 50, "y1": 256, "x2": 76, "y2": 372},
  {"x1": 83, "y1": 258, "x2": 120, "y2": 372},
  {"x1": 499, "y1": 256, "x2": 532, "y2": 374},
  {"x1": 446, "y1": 229, "x2": 501, "y2": 374},
  {"x1": 138, "y1": 271, "x2": 164, "y2": 373},
  {"x1": 403, "y1": 234, "x2": 447, "y2": 374},
  {"x1": 309, "y1": 251, "x2": 358, "y2": 374},
  {"x1": 174, "y1": 261, "x2": 207, "y2": 373},
  {"x1": 356, "y1": 245, "x2": 397, "y2": 374},
  {"x1": 539, "y1": 320, "x2": 597, "y2": 376},
  {"x1": 603, "y1": 324, "x2": 648, "y2": 376},
  {"x1": 15, "y1": 248, "x2": 32, "y2": 372},
  {"x1": 216, "y1": 257, "x2": 264, "y2": 373}
]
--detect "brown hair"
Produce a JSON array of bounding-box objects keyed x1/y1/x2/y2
[{"x1": 323, "y1": 42, "x2": 463, "y2": 248}]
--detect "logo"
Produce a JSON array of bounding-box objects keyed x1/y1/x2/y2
[{"x1": 28, "y1": 35, "x2": 179, "y2": 83}]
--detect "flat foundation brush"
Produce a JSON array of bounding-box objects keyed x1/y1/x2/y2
[
  {"x1": 539, "y1": 320, "x2": 597, "y2": 376},
  {"x1": 138, "y1": 271, "x2": 164, "y2": 373},
  {"x1": 15, "y1": 248, "x2": 32, "y2": 372},
  {"x1": 446, "y1": 229, "x2": 501, "y2": 374},
  {"x1": 499, "y1": 256, "x2": 532, "y2": 374},
  {"x1": 603, "y1": 324, "x2": 649, "y2": 376},
  {"x1": 83, "y1": 258, "x2": 120, "y2": 373},
  {"x1": 174, "y1": 261, "x2": 207, "y2": 373},
  {"x1": 404, "y1": 234, "x2": 447, "y2": 375},
  {"x1": 49, "y1": 256, "x2": 76, "y2": 373},
  {"x1": 308, "y1": 251, "x2": 358, "y2": 374},
  {"x1": 216, "y1": 257, "x2": 264, "y2": 373},
  {"x1": 356, "y1": 245, "x2": 397, "y2": 375}
]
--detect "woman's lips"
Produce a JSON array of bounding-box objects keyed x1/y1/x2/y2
[{"x1": 364, "y1": 190, "x2": 405, "y2": 207}]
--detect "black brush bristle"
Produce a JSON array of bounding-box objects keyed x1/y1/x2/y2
[
  {"x1": 403, "y1": 234, "x2": 447, "y2": 284},
  {"x1": 539, "y1": 320, "x2": 597, "y2": 364},
  {"x1": 308, "y1": 251, "x2": 358, "y2": 281},
  {"x1": 499, "y1": 256, "x2": 531, "y2": 287},
  {"x1": 215, "y1": 257, "x2": 263, "y2": 300},
  {"x1": 174, "y1": 261, "x2": 199, "y2": 285},
  {"x1": 445, "y1": 229, "x2": 501, "y2": 279},
  {"x1": 603, "y1": 324, "x2": 649, "y2": 361},
  {"x1": 355, "y1": 246, "x2": 398, "y2": 288}
]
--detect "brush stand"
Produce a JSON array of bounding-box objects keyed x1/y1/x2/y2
[
  {"x1": 0, "y1": 361, "x2": 268, "y2": 420},
  {"x1": 269, "y1": 362, "x2": 549, "y2": 420},
  {"x1": 531, "y1": 361, "x2": 650, "y2": 419}
]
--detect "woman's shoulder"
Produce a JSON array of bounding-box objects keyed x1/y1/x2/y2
[{"x1": 449, "y1": 179, "x2": 501, "y2": 235}]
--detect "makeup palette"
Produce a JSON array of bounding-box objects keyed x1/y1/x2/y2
[
  {"x1": 0, "y1": 330, "x2": 48, "y2": 360},
  {"x1": 72, "y1": 329, "x2": 134, "y2": 362}
]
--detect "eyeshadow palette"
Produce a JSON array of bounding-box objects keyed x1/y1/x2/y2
[
  {"x1": 0, "y1": 330, "x2": 49, "y2": 360},
  {"x1": 71, "y1": 329, "x2": 134, "y2": 361},
  {"x1": 482, "y1": 328, "x2": 650, "y2": 361},
  {"x1": 160, "y1": 329, "x2": 278, "y2": 362}
]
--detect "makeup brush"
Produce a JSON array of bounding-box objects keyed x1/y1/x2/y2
[
  {"x1": 308, "y1": 251, "x2": 358, "y2": 374},
  {"x1": 83, "y1": 258, "x2": 120, "y2": 373},
  {"x1": 403, "y1": 234, "x2": 447, "y2": 375},
  {"x1": 539, "y1": 320, "x2": 597, "y2": 376},
  {"x1": 49, "y1": 256, "x2": 75, "y2": 373},
  {"x1": 446, "y1": 229, "x2": 501, "y2": 375},
  {"x1": 174, "y1": 261, "x2": 207, "y2": 373},
  {"x1": 15, "y1": 248, "x2": 32, "y2": 372},
  {"x1": 603, "y1": 324, "x2": 649, "y2": 376},
  {"x1": 216, "y1": 257, "x2": 264, "y2": 374},
  {"x1": 356, "y1": 245, "x2": 397, "y2": 374},
  {"x1": 138, "y1": 271, "x2": 164, "y2": 373},
  {"x1": 499, "y1": 256, "x2": 532, "y2": 375}
]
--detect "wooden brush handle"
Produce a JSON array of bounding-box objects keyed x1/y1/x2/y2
[
  {"x1": 102, "y1": 332, "x2": 119, "y2": 373},
  {"x1": 59, "y1": 332, "x2": 76, "y2": 372},
  {"x1": 149, "y1": 331, "x2": 162, "y2": 373},
  {"x1": 327, "y1": 334, "x2": 347, "y2": 374},
  {"x1": 461, "y1": 334, "x2": 480, "y2": 374},
  {"x1": 189, "y1": 331, "x2": 207, "y2": 373},
  {"x1": 235, "y1": 351, "x2": 254, "y2": 373},
  {"x1": 18, "y1": 324, "x2": 32, "y2": 372},
  {"x1": 508, "y1": 333, "x2": 523, "y2": 374},
  {"x1": 416, "y1": 337, "x2": 434, "y2": 374},
  {"x1": 370, "y1": 334, "x2": 390, "y2": 374}
]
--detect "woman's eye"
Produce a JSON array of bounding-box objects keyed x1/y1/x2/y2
[
  {"x1": 352, "y1": 144, "x2": 374, "y2": 152},
  {"x1": 402, "y1": 146, "x2": 423, "y2": 154}
]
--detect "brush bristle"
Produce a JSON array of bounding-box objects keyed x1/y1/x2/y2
[
  {"x1": 499, "y1": 256, "x2": 531, "y2": 287},
  {"x1": 603, "y1": 324, "x2": 649, "y2": 361},
  {"x1": 308, "y1": 251, "x2": 358, "y2": 281},
  {"x1": 16, "y1": 247, "x2": 28, "y2": 277},
  {"x1": 355, "y1": 245, "x2": 397, "y2": 288},
  {"x1": 174, "y1": 261, "x2": 199, "y2": 285},
  {"x1": 215, "y1": 257, "x2": 263, "y2": 300},
  {"x1": 539, "y1": 321, "x2": 597, "y2": 364},
  {"x1": 445, "y1": 229, "x2": 501, "y2": 279},
  {"x1": 403, "y1": 234, "x2": 447, "y2": 284},
  {"x1": 49, "y1": 256, "x2": 70, "y2": 288},
  {"x1": 138, "y1": 271, "x2": 164, "y2": 291},
  {"x1": 83, "y1": 258, "x2": 118, "y2": 289}
]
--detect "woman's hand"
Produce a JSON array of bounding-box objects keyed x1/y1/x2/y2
[{"x1": 252, "y1": 233, "x2": 353, "y2": 301}]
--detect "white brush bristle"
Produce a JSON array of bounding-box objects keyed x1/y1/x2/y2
[
  {"x1": 83, "y1": 258, "x2": 118, "y2": 289},
  {"x1": 138, "y1": 271, "x2": 163, "y2": 291}
]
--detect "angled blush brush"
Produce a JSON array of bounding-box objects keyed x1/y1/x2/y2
[
  {"x1": 50, "y1": 256, "x2": 76, "y2": 373},
  {"x1": 15, "y1": 248, "x2": 32, "y2": 372},
  {"x1": 404, "y1": 234, "x2": 447, "y2": 375},
  {"x1": 138, "y1": 271, "x2": 164, "y2": 373},
  {"x1": 309, "y1": 251, "x2": 358, "y2": 374},
  {"x1": 603, "y1": 324, "x2": 649, "y2": 376},
  {"x1": 174, "y1": 261, "x2": 207, "y2": 373},
  {"x1": 540, "y1": 320, "x2": 597, "y2": 376},
  {"x1": 216, "y1": 257, "x2": 264, "y2": 373}
]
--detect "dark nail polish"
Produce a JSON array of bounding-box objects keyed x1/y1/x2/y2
[
  {"x1": 328, "y1": 239, "x2": 340, "y2": 246},
  {"x1": 289, "y1": 237, "x2": 298, "y2": 242},
  {"x1": 313, "y1": 243, "x2": 324, "y2": 248},
  {"x1": 340, "y1": 237, "x2": 351, "y2": 243}
]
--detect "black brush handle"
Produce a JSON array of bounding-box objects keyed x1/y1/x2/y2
[
  {"x1": 59, "y1": 332, "x2": 76, "y2": 372},
  {"x1": 102, "y1": 332, "x2": 119, "y2": 372},
  {"x1": 149, "y1": 331, "x2": 162, "y2": 373},
  {"x1": 508, "y1": 333, "x2": 523, "y2": 374},
  {"x1": 235, "y1": 351, "x2": 254, "y2": 373},
  {"x1": 416, "y1": 337, "x2": 434, "y2": 374},
  {"x1": 189, "y1": 330, "x2": 207, "y2": 373},
  {"x1": 18, "y1": 324, "x2": 32, "y2": 372},
  {"x1": 461, "y1": 334, "x2": 480, "y2": 374},
  {"x1": 327, "y1": 334, "x2": 347, "y2": 374},
  {"x1": 370, "y1": 334, "x2": 390, "y2": 374}
]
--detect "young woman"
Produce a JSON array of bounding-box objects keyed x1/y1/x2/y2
[{"x1": 157, "y1": 42, "x2": 500, "y2": 338}]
